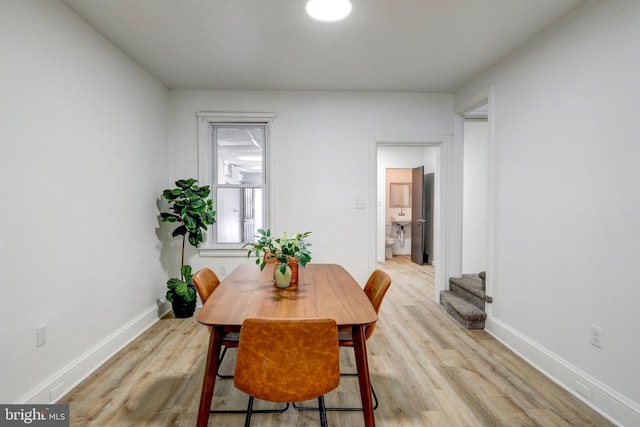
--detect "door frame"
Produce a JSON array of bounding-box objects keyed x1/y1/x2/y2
[
  {"x1": 454, "y1": 85, "x2": 495, "y2": 314},
  {"x1": 369, "y1": 136, "x2": 461, "y2": 301}
]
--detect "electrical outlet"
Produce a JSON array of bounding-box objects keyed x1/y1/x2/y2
[
  {"x1": 590, "y1": 324, "x2": 603, "y2": 349},
  {"x1": 36, "y1": 325, "x2": 47, "y2": 347}
]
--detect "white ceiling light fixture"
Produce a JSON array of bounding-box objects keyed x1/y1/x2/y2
[{"x1": 306, "y1": 0, "x2": 352, "y2": 22}]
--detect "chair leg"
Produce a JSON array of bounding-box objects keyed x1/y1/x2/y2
[
  {"x1": 211, "y1": 346, "x2": 289, "y2": 415},
  {"x1": 210, "y1": 400, "x2": 289, "y2": 414},
  {"x1": 318, "y1": 396, "x2": 328, "y2": 427},
  {"x1": 293, "y1": 382, "x2": 378, "y2": 412},
  {"x1": 336, "y1": 372, "x2": 380, "y2": 409},
  {"x1": 217, "y1": 346, "x2": 235, "y2": 378},
  {"x1": 371, "y1": 383, "x2": 379, "y2": 410},
  {"x1": 244, "y1": 396, "x2": 254, "y2": 427}
]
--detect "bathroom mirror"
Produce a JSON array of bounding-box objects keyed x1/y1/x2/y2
[{"x1": 390, "y1": 182, "x2": 411, "y2": 207}]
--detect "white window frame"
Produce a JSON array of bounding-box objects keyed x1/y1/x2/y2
[{"x1": 197, "y1": 112, "x2": 276, "y2": 257}]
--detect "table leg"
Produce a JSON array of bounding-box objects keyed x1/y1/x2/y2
[
  {"x1": 352, "y1": 325, "x2": 375, "y2": 427},
  {"x1": 197, "y1": 326, "x2": 223, "y2": 427}
]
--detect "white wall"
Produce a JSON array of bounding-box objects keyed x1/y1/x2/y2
[
  {"x1": 462, "y1": 120, "x2": 489, "y2": 274},
  {"x1": 0, "y1": 0, "x2": 169, "y2": 403},
  {"x1": 456, "y1": 1, "x2": 640, "y2": 424},
  {"x1": 168, "y1": 91, "x2": 453, "y2": 284}
]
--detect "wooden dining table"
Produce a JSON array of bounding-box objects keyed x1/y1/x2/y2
[{"x1": 196, "y1": 263, "x2": 378, "y2": 426}]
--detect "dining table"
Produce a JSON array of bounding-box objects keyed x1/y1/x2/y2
[{"x1": 196, "y1": 262, "x2": 378, "y2": 426}]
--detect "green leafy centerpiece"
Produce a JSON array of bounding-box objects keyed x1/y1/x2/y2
[{"x1": 243, "y1": 229, "x2": 312, "y2": 288}]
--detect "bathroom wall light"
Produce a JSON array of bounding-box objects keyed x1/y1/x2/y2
[{"x1": 306, "y1": 0, "x2": 352, "y2": 22}]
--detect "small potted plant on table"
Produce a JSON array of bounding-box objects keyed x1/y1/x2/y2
[
  {"x1": 243, "y1": 229, "x2": 312, "y2": 288},
  {"x1": 160, "y1": 178, "x2": 216, "y2": 317}
]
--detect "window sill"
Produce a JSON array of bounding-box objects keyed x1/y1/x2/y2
[{"x1": 199, "y1": 248, "x2": 251, "y2": 258}]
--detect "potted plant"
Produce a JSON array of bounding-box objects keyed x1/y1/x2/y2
[
  {"x1": 160, "y1": 178, "x2": 216, "y2": 317},
  {"x1": 243, "y1": 229, "x2": 312, "y2": 288}
]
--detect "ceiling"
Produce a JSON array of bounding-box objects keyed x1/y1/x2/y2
[{"x1": 61, "y1": 0, "x2": 584, "y2": 93}]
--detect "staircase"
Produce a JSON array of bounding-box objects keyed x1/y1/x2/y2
[{"x1": 440, "y1": 271, "x2": 492, "y2": 330}]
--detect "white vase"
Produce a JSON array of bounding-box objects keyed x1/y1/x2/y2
[{"x1": 274, "y1": 263, "x2": 292, "y2": 288}]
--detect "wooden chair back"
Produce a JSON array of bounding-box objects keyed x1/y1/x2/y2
[
  {"x1": 363, "y1": 270, "x2": 392, "y2": 339},
  {"x1": 234, "y1": 318, "x2": 340, "y2": 403},
  {"x1": 192, "y1": 267, "x2": 221, "y2": 304}
]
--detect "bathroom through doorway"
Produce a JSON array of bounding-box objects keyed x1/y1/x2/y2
[{"x1": 375, "y1": 143, "x2": 442, "y2": 300}]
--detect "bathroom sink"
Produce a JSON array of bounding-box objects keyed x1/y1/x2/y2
[{"x1": 392, "y1": 216, "x2": 412, "y2": 226}]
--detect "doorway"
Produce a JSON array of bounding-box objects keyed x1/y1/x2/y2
[
  {"x1": 377, "y1": 147, "x2": 438, "y2": 262},
  {"x1": 373, "y1": 140, "x2": 454, "y2": 300},
  {"x1": 462, "y1": 104, "x2": 490, "y2": 274},
  {"x1": 454, "y1": 95, "x2": 493, "y2": 319}
]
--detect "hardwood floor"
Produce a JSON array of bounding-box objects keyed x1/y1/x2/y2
[{"x1": 61, "y1": 256, "x2": 613, "y2": 426}]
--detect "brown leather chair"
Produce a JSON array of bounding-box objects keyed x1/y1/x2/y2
[
  {"x1": 339, "y1": 269, "x2": 392, "y2": 345},
  {"x1": 192, "y1": 267, "x2": 221, "y2": 303},
  {"x1": 193, "y1": 268, "x2": 289, "y2": 416},
  {"x1": 295, "y1": 269, "x2": 391, "y2": 412},
  {"x1": 192, "y1": 267, "x2": 239, "y2": 378},
  {"x1": 338, "y1": 269, "x2": 391, "y2": 409},
  {"x1": 234, "y1": 318, "x2": 341, "y2": 426}
]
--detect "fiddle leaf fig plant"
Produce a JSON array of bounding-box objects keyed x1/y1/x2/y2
[
  {"x1": 160, "y1": 178, "x2": 216, "y2": 316},
  {"x1": 166, "y1": 265, "x2": 196, "y2": 303},
  {"x1": 161, "y1": 178, "x2": 217, "y2": 263}
]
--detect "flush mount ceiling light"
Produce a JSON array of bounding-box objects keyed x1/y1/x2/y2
[{"x1": 306, "y1": 0, "x2": 352, "y2": 22}]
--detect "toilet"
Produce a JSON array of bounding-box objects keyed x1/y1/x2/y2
[{"x1": 385, "y1": 238, "x2": 395, "y2": 259}]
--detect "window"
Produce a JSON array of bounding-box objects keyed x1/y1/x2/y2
[{"x1": 197, "y1": 112, "x2": 275, "y2": 253}]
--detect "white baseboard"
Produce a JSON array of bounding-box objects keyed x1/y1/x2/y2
[
  {"x1": 20, "y1": 304, "x2": 162, "y2": 404},
  {"x1": 486, "y1": 316, "x2": 640, "y2": 427}
]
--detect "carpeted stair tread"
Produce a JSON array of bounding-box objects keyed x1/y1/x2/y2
[
  {"x1": 454, "y1": 275, "x2": 484, "y2": 290},
  {"x1": 450, "y1": 275, "x2": 486, "y2": 300},
  {"x1": 440, "y1": 291, "x2": 487, "y2": 320},
  {"x1": 449, "y1": 273, "x2": 493, "y2": 302},
  {"x1": 461, "y1": 272, "x2": 487, "y2": 285},
  {"x1": 442, "y1": 272, "x2": 491, "y2": 329},
  {"x1": 440, "y1": 291, "x2": 486, "y2": 330}
]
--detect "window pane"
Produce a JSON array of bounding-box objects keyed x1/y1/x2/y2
[
  {"x1": 216, "y1": 188, "x2": 242, "y2": 243},
  {"x1": 198, "y1": 112, "x2": 273, "y2": 250},
  {"x1": 210, "y1": 121, "x2": 267, "y2": 246},
  {"x1": 214, "y1": 125, "x2": 264, "y2": 185},
  {"x1": 244, "y1": 188, "x2": 263, "y2": 241},
  {"x1": 215, "y1": 187, "x2": 264, "y2": 244}
]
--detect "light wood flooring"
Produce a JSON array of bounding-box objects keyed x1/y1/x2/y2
[{"x1": 61, "y1": 256, "x2": 613, "y2": 426}]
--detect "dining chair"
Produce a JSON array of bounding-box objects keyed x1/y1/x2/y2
[
  {"x1": 295, "y1": 269, "x2": 391, "y2": 412},
  {"x1": 193, "y1": 268, "x2": 290, "y2": 416},
  {"x1": 192, "y1": 267, "x2": 238, "y2": 378},
  {"x1": 234, "y1": 318, "x2": 341, "y2": 427}
]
